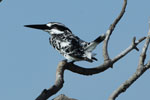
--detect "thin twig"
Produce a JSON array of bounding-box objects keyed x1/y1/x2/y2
[{"x1": 112, "y1": 37, "x2": 146, "y2": 63}]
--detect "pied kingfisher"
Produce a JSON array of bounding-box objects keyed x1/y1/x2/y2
[{"x1": 24, "y1": 22, "x2": 106, "y2": 63}]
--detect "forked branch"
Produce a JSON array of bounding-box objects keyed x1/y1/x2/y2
[
  {"x1": 103, "y1": 0, "x2": 127, "y2": 61},
  {"x1": 108, "y1": 22, "x2": 150, "y2": 100},
  {"x1": 35, "y1": 0, "x2": 147, "y2": 100}
]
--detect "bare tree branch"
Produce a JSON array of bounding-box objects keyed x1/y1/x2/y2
[
  {"x1": 35, "y1": 0, "x2": 138, "y2": 99},
  {"x1": 138, "y1": 21, "x2": 150, "y2": 67},
  {"x1": 103, "y1": 0, "x2": 127, "y2": 61},
  {"x1": 108, "y1": 22, "x2": 150, "y2": 100},
  {"x1": 35, "y1": 0, "x2": 148, "y2": 100},
  {"x1": 35, "y1": 37, "x2": 146, "y2": 100},
  {"x1": 112, "y1": 37, "x2": 146, "y2": 63},
  {"x1": 36, "y1": 61, "x2": 67, "y2": 100},
  {"x1": 108, "y1": 66, "x2": 150, "y2": 100},
  {"x1": 66, "y1": 37, "x2": 145, "y2": 76}
]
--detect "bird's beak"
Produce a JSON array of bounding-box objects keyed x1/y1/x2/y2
[{"x1": 24, "y1": 24, "x2": 49, "y2": 30}]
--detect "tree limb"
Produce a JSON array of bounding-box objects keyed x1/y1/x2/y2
[
  {"x1": 36, "y1": 61, "x2": 67, "y2": 100},
  {"x1": 138, "y1": 21, "x2": 150, "y2": 67},
  {"x1": 108, "y1": 22, "x2": 150, "y2": 100},
  {"x1": 66, "y1": 37, "x2": 145, "y2": 75},
  {"x1": 35, "y1": 36, "x2": 146, "y2": 100},
  {"x1": 112, "y1": 37, "x2": 146, "y2": 63},
  {"x1": 108, "y1": 65, "x2": 150, "y2": 100},
  {"x1": 35, "y1": 0, "x2": 148, "y2": 100},
  {"x1": 103, "y1": 0, "x2": 127, "y2": 61}
]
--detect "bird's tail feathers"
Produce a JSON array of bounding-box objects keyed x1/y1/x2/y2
[
  {"x1": 85, "y1": 52, "x2": 97, "y2": 62},
  {"x1": 93, "y1": 33, "x2": 106, "y2": 44},
  {"x1": 85, "y1": 33, "x2": 106, "y2": 52}
]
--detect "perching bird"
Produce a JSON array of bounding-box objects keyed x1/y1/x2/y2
[{"x1": 24, "y1": 22, "x2": 106, "y2": 63}]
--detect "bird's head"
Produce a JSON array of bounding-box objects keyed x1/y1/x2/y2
[{"x1": 24, "y1": 22, "x2": 72, "y2": 35}]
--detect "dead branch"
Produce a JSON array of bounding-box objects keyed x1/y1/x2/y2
[
  {"x1": 65, "y1": 37, "x2": 145, "y2": 75},
  {"x1": 138, "y1": 22, "x2": 150, "y2": 67},
  {"x1": 35, "y1": 0, "x2": 147, "y2": 100},
  {"x1": 108, "y1": 22, "x2": 150, "y2": 100},
  {"x1": 36, "y1": 61, "x2": 67, "y2": 100},
  {"x1": 112, "y1": 37, "x2": 146, "y2": 63},
  {"x1": 103, "y1": 0, "x2": 127, "y2": 61}
]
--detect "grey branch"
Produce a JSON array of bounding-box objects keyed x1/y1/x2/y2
[
  {"x1": 103, "y1": 0, "x2": 127, "y2": 61},
  {"x1": 138, "y1": 22, "x2": 150, "y2": 67},
  {"x1": 108, "y1": 22, "x2": 150, "y2": 100},
  {"x1": 112, "y1": 37, "x2": 146, "y2": 63},
  {"x1": 36, "y1": 61, "x2": 66, "y2": 100},
  {"x1": 65, "y1": 37, "x2": 145, "y2": 76},
  {"x1": 35, "y1": 0, "x2": 146, "y2": 100}
]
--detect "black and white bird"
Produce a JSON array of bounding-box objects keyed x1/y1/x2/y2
[{"x1": 24, "y1": 22, "x2": 106, "y2": 63}]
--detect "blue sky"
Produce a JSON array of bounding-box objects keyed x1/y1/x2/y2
[{"x1": 0, "y1": 0, "x2": 150, "y2": 100}]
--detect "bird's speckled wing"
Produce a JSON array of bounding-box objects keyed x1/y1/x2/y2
[{"x1": 49, "y1": 31, "x2": 89, "y2": 59}]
